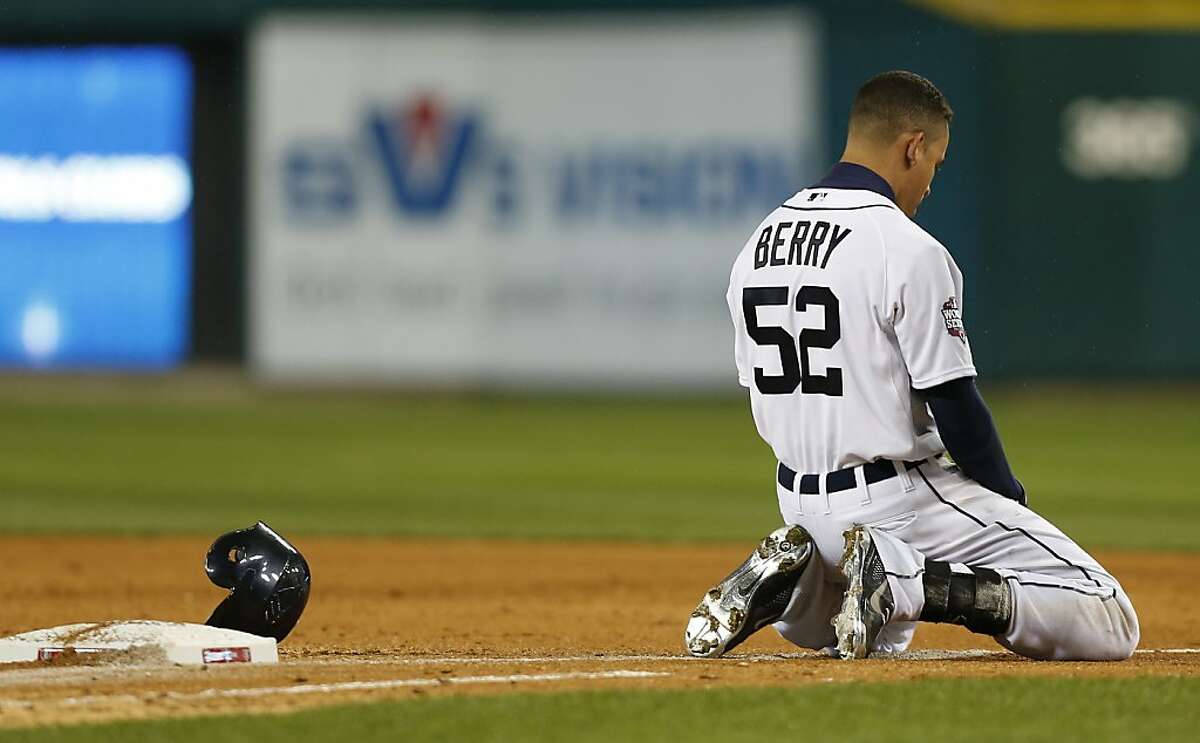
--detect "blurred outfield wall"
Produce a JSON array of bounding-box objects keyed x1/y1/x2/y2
[{"x1": 2, "y1": 1, "x2": 1198, "y2": 383}]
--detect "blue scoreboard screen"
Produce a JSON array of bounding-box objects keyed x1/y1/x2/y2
[{"x1": 0, "y1": 47, "x2": 192, "y2": 369}]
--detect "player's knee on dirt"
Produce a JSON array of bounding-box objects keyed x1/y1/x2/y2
[
  {"x1": 1051, "y1": 581, "x2": 1140, "y2": 661},
  {"x1": 999, "y1": 578, "x2": 1140, "y2": 661},
  {"x1": 1093, "y1": 591, "x2": 1140, "y2": 661}
]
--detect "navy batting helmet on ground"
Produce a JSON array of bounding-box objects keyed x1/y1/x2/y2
[{"x1": 204, "y1": 521, "x2": 311, "y2": 642}]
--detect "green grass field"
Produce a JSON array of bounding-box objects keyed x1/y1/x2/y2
[
  {"x1": 0, "y1": 378, "x2": 1196, "y2": 549},
  {"x1": 0, "y1": 376, "x2": 1197, "y2": 740},
  {"x1": 3, "y1": 677, "x2": 1198, "y2": 743}
]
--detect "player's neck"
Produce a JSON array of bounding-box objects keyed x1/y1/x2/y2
[{"x1": 836, "y1": 150, "x2": 901, "y2": 200}]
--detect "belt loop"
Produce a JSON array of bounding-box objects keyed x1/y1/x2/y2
[
  {"x1": 819, "y1": 472, "x2": 832, "y2": 515},
  {"x1": 855, "y1": 465, "x2": 871, "y2": 506},
  {"x1": 894, "y1": 460, "x2": 915, "y2": 492},
  {"x1": 792, "y1": 472, "x2": 805, "y2": 518}
]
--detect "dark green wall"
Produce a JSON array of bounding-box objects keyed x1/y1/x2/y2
[{"x1": 976, "y1": 33, "x2": 1200, "y2": 377}]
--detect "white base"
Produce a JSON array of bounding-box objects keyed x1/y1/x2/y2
[{"x1": 0, "y1": 621, "x2": 278, "y2": 666}]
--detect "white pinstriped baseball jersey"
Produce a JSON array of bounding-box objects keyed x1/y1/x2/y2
[{"x1": 727, "y1": 185, "x2": 975, "y2": 474}]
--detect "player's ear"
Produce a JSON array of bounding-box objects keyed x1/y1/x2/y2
[{"x1": 904, "y1": 131, "x2": 925, "y2": 169}]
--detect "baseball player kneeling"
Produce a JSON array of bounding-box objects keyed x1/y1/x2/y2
[{"x1": 685, "y1": 71, "x2": 1139, "y2": 661}]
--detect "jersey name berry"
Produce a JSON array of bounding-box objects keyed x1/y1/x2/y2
[
  {"x1": 752, "y1": 219, "x2": 853, "y2": 270},
  {"x1": 727, "y1": 187, "x2": 976, "y2": 474}
]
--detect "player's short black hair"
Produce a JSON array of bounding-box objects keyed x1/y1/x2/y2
[{"x1": 848, "y1": 71, "x2": 953, "y2": 142}]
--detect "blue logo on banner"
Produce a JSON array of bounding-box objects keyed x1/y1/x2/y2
[{"x1": 367, "y1": 95, "x2": 479, "y2": 216}]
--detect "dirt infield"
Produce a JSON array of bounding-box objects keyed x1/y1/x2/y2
[{"x1": 0, "y1": 536, "x2": 1197, "y2": 728}]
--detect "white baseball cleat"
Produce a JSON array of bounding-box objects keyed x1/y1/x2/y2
[
  {"x1": 685, "y1": 525, "x2": 813, "y2": 658},
  {"x1": 832, "y1": 525, "x2": 895, "y2": 659}
]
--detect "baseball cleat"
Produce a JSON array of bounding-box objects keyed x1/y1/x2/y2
[
  {"x1": 684, "y1": 525, "x2": 813, "y2": 658},
  {"x1": 832, "y1": 525, "x2": 894, "y2": 659}
]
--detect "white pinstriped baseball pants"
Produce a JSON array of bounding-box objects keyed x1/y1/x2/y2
[{"x1": 772, "y1": 458, "x2": 1140, "y2": 660}]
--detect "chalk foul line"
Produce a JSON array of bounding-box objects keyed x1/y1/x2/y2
[{"x1": 186, "y1": 669, "x2": 670, "y2": 701}]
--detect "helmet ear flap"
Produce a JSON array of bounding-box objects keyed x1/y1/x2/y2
[
  {"x1": 204, "y1": 522, "x2": 311, "y2": 642},
  {"x1": 205, "y1": 528, "x2": 251, "y2": 589}
]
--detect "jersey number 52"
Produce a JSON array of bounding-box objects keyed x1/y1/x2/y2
[{"x1": 742, "y1": 286, "x2": 843, "y2": 397}]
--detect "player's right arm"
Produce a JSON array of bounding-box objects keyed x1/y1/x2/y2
[
  {"x1": 726, "y1": 234, "x2": 759, "y2": 390},
  {"x1": 726, "y1": 279, "x2": 752, "y2": 389}
]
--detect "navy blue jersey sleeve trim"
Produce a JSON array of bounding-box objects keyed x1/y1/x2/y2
[{"x1": 922, "y1": 377, "x2": 1026, "y2": 504}]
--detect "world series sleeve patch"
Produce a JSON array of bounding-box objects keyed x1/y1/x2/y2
[{"x1": 941, "y1": 296, "x2": 967, "y2": 345}]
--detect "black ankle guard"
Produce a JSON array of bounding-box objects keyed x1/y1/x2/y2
[{"x1": 919, "y1": 560, "x2": 1012, "y2": 636}]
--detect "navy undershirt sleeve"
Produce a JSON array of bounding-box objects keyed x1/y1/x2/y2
[{"x1": 922, "y1": 377, "x2": 1026, "y2": 505}]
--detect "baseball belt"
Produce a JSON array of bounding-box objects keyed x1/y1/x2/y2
[{"x1": 777, "y1": 459, "x2": 925, "y2": 495}]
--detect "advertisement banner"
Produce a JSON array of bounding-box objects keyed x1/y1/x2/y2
[
  {"x1": 250, "y1": 13, "x2": 822, "y2": 386},
  {"x1": 0, "y1": 47, "x2": 192, "y2": 369}
]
